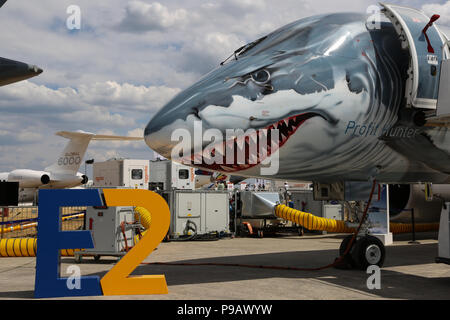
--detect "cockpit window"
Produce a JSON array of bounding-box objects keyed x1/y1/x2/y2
[
  {"x1": 219, "y1": 16, "x2": 323, "y2": 66},
  {"x1": 237, "y1": 36, "x2": 268, "y2": 57},
  {"x1": 220, "y1": 36, "x2": 268, "y2": 65}
]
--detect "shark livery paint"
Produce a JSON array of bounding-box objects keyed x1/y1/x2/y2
[{"x1": 145, "y1": 7, "x2": 450, "y2": 184}]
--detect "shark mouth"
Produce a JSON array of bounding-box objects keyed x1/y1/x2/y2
[{"x1": 185, "y1": 112, "x2": 322, "y2": 173}]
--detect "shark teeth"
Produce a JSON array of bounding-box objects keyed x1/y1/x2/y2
[
  {"x1": 249, "y1": 133, "x2": 257, "y2": 145},
  {"x1": 189, "y1": 112, "x2": 319, "y2": 173},
  {"x1": 236, "y1": 136, "x2": 245, "y2": 150}
]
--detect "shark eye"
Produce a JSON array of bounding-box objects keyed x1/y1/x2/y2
[{"x1": 251, "y1": 69, "x2": 270, "y2": 84}]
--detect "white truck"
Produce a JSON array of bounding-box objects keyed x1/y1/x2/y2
[
  {"x1": 92, "y1": 159, "x2": 149, "y2": 189},
  {"x1": 149, "y1": 159, "x2": 195, "y2": 190}
]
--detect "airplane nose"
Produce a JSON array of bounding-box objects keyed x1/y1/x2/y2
[
  {"x1": 144, "y1": 86, "x2": 203, "y2": 158},
  {"x1": 144, "y1": 114, "x2": 175, "y2": 158},
  {"x1": 28, "y1": 64, "x2": 43, "y2": 75},
  {"x1": 144, "y1": 87, "x2": 201, "y2": 153},
  {"x1": 0, "y1": 57, "x2": 43, "y2": 87},
  {"x1": 144, "y1": 63, "x2": 239, "y2": 156},
  {"x1": 144, "y1": 121, "x2": 154, "y2": 148}
]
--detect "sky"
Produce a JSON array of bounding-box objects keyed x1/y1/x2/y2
[{"x1": 0, "y1": 0, "x2": 448, "y2": 174}]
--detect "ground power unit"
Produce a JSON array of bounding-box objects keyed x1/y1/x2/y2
[
  {"x1": 149, "y1": 159, "x2": 195, "y2": 190},
  {"x1": 92, "y1": 159, "x2": 149, "y2": 189},
  {"x1": 161, "y1": 190, "x2": 230, "y2": 240},
  {"x1": 74, "y1": 205, "x2": 139, "y2": 262}
]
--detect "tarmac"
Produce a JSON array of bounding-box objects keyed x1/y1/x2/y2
[{"x1": 0, "y1": 231, "x2": 449, "y2": 300}]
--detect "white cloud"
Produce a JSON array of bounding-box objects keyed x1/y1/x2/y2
[
  {"x1": 177, "y1": 32, "x2": 244, "y2": 73},
  {"x1": 77, "y1": 81, "x2": 181, "y2": 112},
  {"x1": 227, "y1": 0, "x2": 266, "y2": 11},
  {"x1": 422, "y1": 1, "x2": 450, "y2": 26},
  {"x1": 128, "y1": 128, "x2": 144, "y2": 137},
  {"x1": 0, "y1": 80, "x2": 179, "y2": 114},
  {"x1": 0, "y1": 129, "x2": 43, "y2": 145},
  {"x1": 117, "y1": 1, "x2": 189, "y2": 32}
]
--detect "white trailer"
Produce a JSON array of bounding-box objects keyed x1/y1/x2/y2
[
  {"x1": 149, "y1": 160, "x2": 195, "y2": 190},
  {"x1": 93, "y1": 159, "x2": 149, "y2": 189}
]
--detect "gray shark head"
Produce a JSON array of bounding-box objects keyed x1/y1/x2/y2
[{"x1": 145, "y1": 13, "x2": 407, "y2": 180}]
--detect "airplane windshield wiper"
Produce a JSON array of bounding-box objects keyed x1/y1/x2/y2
[{"x1": 220, "y1": 36, "x2": 267, "y2": 66}]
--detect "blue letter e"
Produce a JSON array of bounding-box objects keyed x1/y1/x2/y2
[{"x1": 34, "y1": 189, "x2": 103, "y2": 298}]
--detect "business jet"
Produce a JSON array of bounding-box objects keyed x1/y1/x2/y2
[
  {"x1": 144, "y1": 4, "x2": 450, "y2": 268},
  {"x1": 0, "y1": 131, "x2": 142, "y2": 203}
]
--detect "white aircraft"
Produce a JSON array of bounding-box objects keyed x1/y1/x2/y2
[
  {"x1": 144, "y1": 4, "x2": 450, "y2": 267},
  {"x1": 0, "y1": 131, "x2": 142, "y2": 203}
]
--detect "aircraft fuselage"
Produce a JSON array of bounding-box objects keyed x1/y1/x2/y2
[{"x1": 144, "y1": 12, "x2": 450, "y2": 184}]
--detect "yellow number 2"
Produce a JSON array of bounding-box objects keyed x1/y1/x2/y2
[{"x1": 100, "y1": 189, "x2": 170, "y2": 295}]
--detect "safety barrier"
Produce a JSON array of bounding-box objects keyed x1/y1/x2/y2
[
  {"x1": 0, "y1": 207, "x2": 150, "y2": 257},
  {"x1": 1, "y1": 206, "x2": 86, "y2": 239},
  {"x1": 1, "y1": 213, "x2": 85, "y2": 235}
]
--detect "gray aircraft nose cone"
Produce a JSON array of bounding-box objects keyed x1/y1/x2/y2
[
  {"x1": 0, "y1": 57, "x2": 44, "y2": 86},
  {"x1": 29, "y1": 64, "x2": 43, "y2": 75},
  {"x1": 144, "y1": 122, "x2": 154, "y2": 148}
]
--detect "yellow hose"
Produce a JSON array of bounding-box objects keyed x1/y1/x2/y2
[
  {"x1": 0, "y1": 238, "x2": 79, "y2": 257},
  {"x1": 134, "y1": 206, "x2": 152, "y2": 230},
  {"x1": 133, "y1": 206, "x2": 152, "y2": 244},
  {"x1": 389, "y1": 222, "x2": 439, "y2": 234},
  {"x1": 0, "y1": 238, "x2": 36, "y2": 257},
  {"x1": 275, "y1": 205, "x2": 439, "y2": 234},
  {"x1": 275, "y1": 205, "x2": 355, "y2": 233}
]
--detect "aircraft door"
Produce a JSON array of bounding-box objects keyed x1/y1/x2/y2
[{"x1": 381, "y1": 3, "x2": 448, "y2": 110}]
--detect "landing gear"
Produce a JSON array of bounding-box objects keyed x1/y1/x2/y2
[
  {"x1": 338, "y1": 235, "x2": 385, "y2": 270},
  {"x1": 339, "y1": 235, "x2": 356, "y2": 267},
  {"x1": 352, "y1": 236, "x2": 385, "y2": 270}
]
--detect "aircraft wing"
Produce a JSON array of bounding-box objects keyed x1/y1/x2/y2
[{"x1": 0, "y1": 1, "x2": 7, "y2": 8}]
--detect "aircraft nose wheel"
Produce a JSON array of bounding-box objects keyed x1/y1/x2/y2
[
  {"x1": 365, "y1": 244, "x2": 382, "y2": 265},
  {"x1": 337, "y1": 235, "x2": 385, "y2": 270},
  {"x1": 351, "y1": 236, "x2": 385, "y2": 270},
  {"x1": 338, "y1": 235, "x2": 357, "y2": 268}
]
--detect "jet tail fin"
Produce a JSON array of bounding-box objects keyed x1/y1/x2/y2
[{"x1": 45, "y1": 131, "x2": 143, "y2": 175}]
